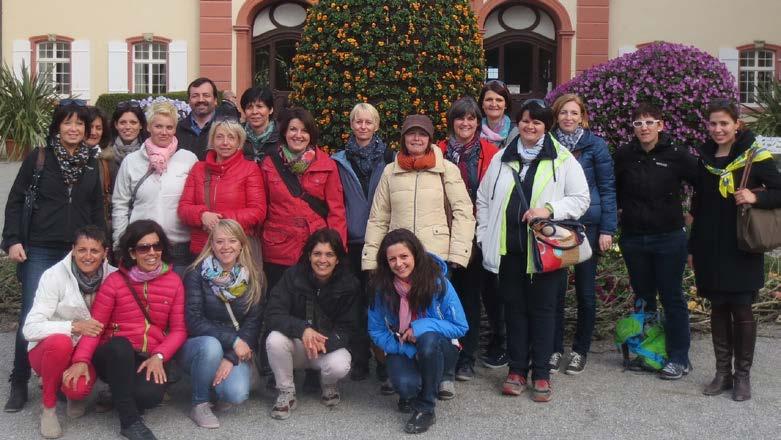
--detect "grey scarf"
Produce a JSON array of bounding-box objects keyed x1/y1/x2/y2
[
  {"x1": 71, "y1": 259, "x2": 103, "y2": 307},
  {"x1": 112, "y1": 136, "x2": 142, "y2": 166}
]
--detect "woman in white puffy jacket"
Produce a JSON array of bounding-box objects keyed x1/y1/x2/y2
[
  {"x1": 475, "y1": 100, "x2": 589, "y2": 403},
  {"x1": 22, "y1": 225, "x2": 116, "y2": 438}
]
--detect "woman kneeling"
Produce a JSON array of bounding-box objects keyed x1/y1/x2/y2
[
  {"x1": 368, "y1": 229, "x2": 467, "y2": 434},
  {"x1": 265, "y1": 228, "x2": 360, "y2": 420},
  {"x1": 179, "y1": 219, "x2": 264, "y2": 428}
]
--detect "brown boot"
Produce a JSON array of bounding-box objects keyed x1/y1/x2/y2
[
  {"x1": 732, "y1": 320, "x2": 756, "y2": 402},
  {"x1": 703, "y1": 309, "x2": 733, "y2": 395}
]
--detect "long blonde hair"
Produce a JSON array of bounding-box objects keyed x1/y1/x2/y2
[{"x1": 190, "y1": 219, "x2": 265, "y2": 311}]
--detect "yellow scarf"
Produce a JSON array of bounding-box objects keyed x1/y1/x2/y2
[{"x1": 703, "y1": 140, "x2": 774, "y2": 198}]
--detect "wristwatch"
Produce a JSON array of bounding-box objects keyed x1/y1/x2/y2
[{"x1": 154, "y1": 353, "x2": 164, "y2": 361}]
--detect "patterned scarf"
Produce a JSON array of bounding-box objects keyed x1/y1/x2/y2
[
  {"x1": 446, "y1": 134, "x2": 481, "y2": 200},
  {"x1": 518, "y1": 136, "x2": 545, "y2": 181},
  {"x1": 52, "y1": 135, "x2": 91, "y2": 187},
  {"x1": 127, "y1": 262, "x2": 169, "y2": 283},
  {"x1": 280, "y1": 145, "x2": 316, "y2": 175},
  {"x1": 554, "y1": 126, "x2": 584, "y2": 152},
  {"x1": 245, "y1": 120, "x2": 276, "y2": 159},
  {"x1": 200, "y1": 255, "x2": 249, "y2": 302},
  {"x1": 145, "y1": 137, "x2": 178, "y2": 175},
  {"x1": 393, "y1": 277, "x2": 413, "y2": 333},
  {"x1": 481, "y1": 115, "x2": 512, "y2": 144},
  {"x1": 703, "y1": 140, "x2": 775, "y2": 198},
  {"x1": 346, "y1": 134, "x2": 387, "y2": 177},
  {"x1": 112, "y1": 136, "x2": 142, "y2": 166},
  {"x1": 71, "y1": 258, "x2": 103, "y2": 307},
  {"x1": 397, "y1": 148, "x2": 436, "y2": 171}
]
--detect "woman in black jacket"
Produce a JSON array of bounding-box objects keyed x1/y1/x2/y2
[
  {"x1": 264, "y1": 228, "x2": 360, "y2": 420},
  {"x1": 179, "y1": 219, "x2": 264, "y2": 428},
  {"x1": 1, "y1": 103, "x2": 104, "y2": 412},
  {"x1": 692, "y1": 99, "x2": 781, "y2": 402}
]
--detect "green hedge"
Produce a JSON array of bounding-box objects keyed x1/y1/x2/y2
[{"x1": 95, "y1": 92, "x2": 190, "y2": 117}]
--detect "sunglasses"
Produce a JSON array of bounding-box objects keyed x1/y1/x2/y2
[
  {"x1": 133, "y1": 242, "x2": 164, "y2": 254},
  {"x1": 58, "y1": 98, "x2": 87, "y2": 107},
  {"x1": 632, "y1": 120, "x2": 660, "y2": 127},
  {"x1": 116, "y1": 101, "x2": 142, "y2": 111},
  {"x1": 522, "y1": 98, "x2": 547, "y2": 108}
]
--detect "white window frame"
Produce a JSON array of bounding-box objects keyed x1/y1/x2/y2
[
  {"x1": 132, "y1": 41, "x2": 168, "y2": 94},
  {"x1": 739, "y1": 49, "x2": 775, "y2": 105},
  {"x1": 37, "y1": 41, "x2": 71, "y2": 95}
]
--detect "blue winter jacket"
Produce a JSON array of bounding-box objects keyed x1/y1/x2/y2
[
  {"x1": 332, "y1": 150, "x2": 389, "y2": 245},
  {"x1": 367, "y1": 255, "x2": 468, "y2": 358},
  {"x1": 558, "y1": 130, "x2": 617, "y2": 234}
]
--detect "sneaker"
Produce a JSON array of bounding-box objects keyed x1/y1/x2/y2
[
  {"x1": 120, "y1": 419, "x2": 157, "y2": 440},
  {"x1": 40, "y1": 406, "x2": 62, "y2": 439},
  {"x1": 270, "y1": 391, "x2": 297, "y2": 420},
  {"x1": 350, "y1": 363, "x2": 369, "y2": 381},
  {"x1": 502, "y1": 373, "x2": 527, "y2": 396},
  {"x1": 303, "y1": 369, "x2": 320, "y2": 394},
  {"x1": 4, "y1": 380, "x2": 28, "y2": 413},
  {"x1": 321, "y1": 384, "x2": 340, "y2": 407},
  {"x1": 189, "y1": 402, "x2": 219, "y2": 429},
  {"x1": 564, "y1": 352, "x2": 586, "y2": 375},
  {"x1": 548, "y1": 352, "x2": 563, "y2": 374},
  {"x1": 437, "y1": 381, "x2": 455, "y2": 400},
  {"x1": 404, "y1": 410, "x2": 436, "y2": 434},
  {"x1": 66, "y1": 398, "x2": 87, "y2": 418},
  {"x1": 531, "y1": 379, "x2": 552, "y2": 402},
  {"x1": 659, "y1": 361, "x2": 692, "y2": 380},
  {"x1": 397, "y1": 398, "x2": 413, "y2": 413},
  {"x1": 213, "y1": 401, "x2": 235, "y2": 412},
  {"x1": 379, "y1": 378, "x2": 395, "y2": 395},
  {"x1": 455, "y1": 363, "x2": 475, "y2": 381},
  {"x1": 626, "y1": 357, "x2": 657, "y2": 373},
  {"x1": 481, "y1": 351, "x2": 509, "y2": 369}
]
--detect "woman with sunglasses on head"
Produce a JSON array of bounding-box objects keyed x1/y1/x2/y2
[
  {"x1": 63, "y1": 220, "x2": 187, "y2": 440},
  {"x1": 1, "y1": 103, "x2": 106, "y2": 412},
  {"x1": 479, "y1": 81, "x2": 518, "y2": 148},
  {"x1": 691, "y1": 99, "x2": 781, "y2": 401},
  {"x1": 476, "y1": 100, "x2": 589, "y2": 402},
  {"x1": 548, "y1": 94, "x2": 616, "y2": 375},
  {"x1": 112, "y1": 101, "x2": 198, "y2": 277},
  {"x1": 613, "y1": 102, "x2": 698, "y2": 380}
]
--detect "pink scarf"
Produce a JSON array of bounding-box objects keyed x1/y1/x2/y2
[
  {"x1": 144, "y1": 137, "x2": 178, "y2": 175},
  {"x1": 394, "y1": 277, "x2": 413, "y2": 332}
]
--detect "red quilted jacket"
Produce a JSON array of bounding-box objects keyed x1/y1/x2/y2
[
  {"x1": 178, "y1": 150, "x2": 266, "y2": 254},
  {"x1": 261, "y1": 147, "x2": 347, "y2": 266},
  {"x1": 71, "y1": 267, "x2": 187, "y2": 364}
]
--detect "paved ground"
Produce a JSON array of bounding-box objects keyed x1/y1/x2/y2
[{"x1": 0, "y1": 330, "x2": 779, "y2": 440}]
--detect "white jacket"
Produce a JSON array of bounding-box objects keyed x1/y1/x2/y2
[
  {"x1": 112, "y1": 147, "x2": 198, "y2": 247},
  {"x1": 476, "y1": 136, "x2": 590, "y2": 274},
  {"x1": 22, "y1": 252, "x2": 117, "y2": 351}
]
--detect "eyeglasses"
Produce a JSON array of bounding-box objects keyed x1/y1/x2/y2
[
  {"x1": 58, "y1": 98, "x2": 86, "y2": 107},
  {"x1": 116, "y1": 101, "x2": 142, "y2": 111},
  {"x1": 632, "y1": 120, "x2": 660, "y2": 127},
  {"x1": 133, "y1": 242, "x2": 164, "y2": 254},
  {"x1": 485, "y1": 79, "x2": 506, "y2": 87}
]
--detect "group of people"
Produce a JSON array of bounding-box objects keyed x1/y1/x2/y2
[{"x1": 1, "y1": 76, "x2": 779, "y2": 439}]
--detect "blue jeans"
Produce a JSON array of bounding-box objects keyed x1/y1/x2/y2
[
  {"x1": 620, "y1": 229, "x2": 691, "y2": 365},
  {"x1": 13, "y1": 245, "x2": 69, "y2": 382},
  {"x1": 178, "y1": 336, "x2": 251, "y2": 406},
  {"x1": 554, "y1": 226, "x2": 599, "y2": 356},
  {"x1": 386, "y1": 332, "x2": 458, "y2": 414}
]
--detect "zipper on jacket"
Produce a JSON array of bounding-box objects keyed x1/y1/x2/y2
[
  {"x1": 141, "y1": 282, "x2": 150, "y2": 353},
  {"x1": 413, "y1": 172, "x2": 420, "y2": 234}
]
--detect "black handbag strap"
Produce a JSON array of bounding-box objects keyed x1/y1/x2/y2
[
  {"x1": 509, "y1": 163, "x2": 531, "y2": 214},
  {"x1": 127, "y1": 169, "x2": 154, "y2": 220},
  {"x1": 121, "y1": 274, "x2": 153, "y2": 325},
  {"x1": 269, "y1": 152, "x2": 329, "y2": 219}
]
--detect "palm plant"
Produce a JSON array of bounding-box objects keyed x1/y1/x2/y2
[{"x1": 745, "y1": 80, "x2": 781, "y2": 136}]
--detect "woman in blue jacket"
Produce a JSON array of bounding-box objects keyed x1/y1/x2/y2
[
  {"x1": 549, "y1": 94, "x2": 616, "y2": 375},
  {"x1": 368, "y1": 228, "x2": 467, "y2": 435}
]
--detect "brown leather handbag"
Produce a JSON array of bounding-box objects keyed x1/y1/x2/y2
[{"x1": 736, "y1": 149, "x2": 781, "y2": 253}]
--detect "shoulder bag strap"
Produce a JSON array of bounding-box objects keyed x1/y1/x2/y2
[
  {"x1": 223, "y1": 301, "x2": 240, "y2": 331},
  {"x1": 121, "y1": 274, "x2": 153, "y2": 325},
  {"x1": 270, "y1": 152, "x2": 329, "y2": 219},
  {"x1": 127, "y1": 169, "x2": 154, "y2": 220},
  {"x1": 204, "y1": 168, "x2": 212, "y2": 210},
  {"x1": 738, "y1": 147, "x2": 756, "y2": 191},
  {"x1": 510, "y1": 164, "x2": 531, "y2": 214},
  {"x1": 439, "y1": 173, "x2": 453, "y2": 229}
]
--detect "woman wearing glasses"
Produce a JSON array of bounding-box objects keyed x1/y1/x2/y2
[
  {"x1": 613, "y1": 102, "x2": 697, "y2": 380},
  {"x1": 549, "y1": 94, "x2": 616, "y2": 375},
  {"x1": 63, "y1": 219, "x2": 187, "y2": 440}
]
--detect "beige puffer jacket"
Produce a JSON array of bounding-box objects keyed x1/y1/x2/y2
[{"x1": 361, "y1": 146, "x2": 475, "y2": 270}]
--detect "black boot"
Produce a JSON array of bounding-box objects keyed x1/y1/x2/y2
[
  {"x1": 703, "y1": 309, "x2": 733, "y2": 395},
  {"x1": 732, "y1": 320, "x2": 756, "y2": 402},
  {"x1": 3, "y1": 379, "x2": 28, "y2": 413}
]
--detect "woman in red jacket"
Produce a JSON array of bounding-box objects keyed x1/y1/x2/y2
[
  {"x1": 178, "y1": 119, "x2": 266, "y2": 255},
  {"x1": 63, "y1": 220, "x2": 187, "y2": 440},
  {"x1": 260, "y1": 108, "x2": 347, "y2": 289}
]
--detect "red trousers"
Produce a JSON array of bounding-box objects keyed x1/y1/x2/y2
[{"x1": 28, "y1": 334, "x2": 95, "y2": 408}]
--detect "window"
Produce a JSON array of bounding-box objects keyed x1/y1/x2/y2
[
  {"x1": 252, "y1": 2, "x2": 308, "y2": 92},
  {"x1": 739, "y1": 49, "x2": 775, "y2": 105},
  {"x1": 37, "y1": 41, "x2": 71, "y2": 94},
  {"x1": 133, "y1": 42, "x2": 167, "y2": 94}
]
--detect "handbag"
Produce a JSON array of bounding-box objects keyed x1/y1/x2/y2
[
  {"x1": 19, "y1": 147, "x2": 46, "y2": 247},
  {"x1": 736, "y1": 148, "x2": 781, "y2": 253}
]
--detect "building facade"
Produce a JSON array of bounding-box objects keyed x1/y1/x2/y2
[{"x1": 3, "y1": 0, "x2": 780, "y2": 107}]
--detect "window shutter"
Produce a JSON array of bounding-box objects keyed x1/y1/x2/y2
[
  {"x1": 71, "y1": 40, "x2": 90, "y2": 100},
  {"x1": 169, "y1": 40, "x2": 188, "y2": 92},
  {"x1": 718, "y1": 48, "x2": 740, "y2": 84},
  {"x1": 108, "y1": 41, "x2": 128, "y2": 93},
  {"x1": 12, "y1": 40, "x2": 32, "y2": 79}
]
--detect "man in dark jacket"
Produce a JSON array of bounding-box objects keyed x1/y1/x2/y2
[
  {"x1": 177, "y1": 77, "x2": 218, "y2": 160},
  {"x1": 215, "y1": 90, "x2": 241, "y2": 123}
]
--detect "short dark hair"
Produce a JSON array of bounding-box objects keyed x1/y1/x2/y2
[
  {"x1": 479, "y1": 80, "x2": 512, "y2": 115},
  {"x1": 86, "y1": 106, "x2": 111, "y2": 148},
  {"x1": 240, "y1": 86, "x2": 275, "y2": 112},
  {"x1": 278, "y1": 107, "x2": 319, "y2": 147},
  {"x1": 517, "y1": 100, "x2": 554, "y2": 132},
  {"x1": 117, "y1": 220, "x2": 171, "y2": 268},
  {"x1": 632, "y1": 102, "x2": 663, "y2": 121},
  {"x1": 187, "y1": 77, "x2": 218, "y2": 98},
  {"x1": 446, "y1": 96, "x2": 483, "y2": 136},
  {"x1": 73, "y1": 224, "x2": 109, "y2": 248},
  {"x1": 706, "y1": 98, "x2": 740, "y2": 122},
  {"x1": 299, "y1": 228, "x2": 347, "y2": 270},
  {"x1": 48, "y1": 103, "x2": 91, "y2": 144},
  {"x1": 110, "y1": 103, "x2": 147, "y2": 141}
]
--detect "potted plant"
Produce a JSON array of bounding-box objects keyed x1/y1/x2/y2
[
  {"x1": 746, "y1": 79, "x2": 781, "y2": 169},
  {"x1": 0, "y1": 62, "x2": 58, "y2": 161}
]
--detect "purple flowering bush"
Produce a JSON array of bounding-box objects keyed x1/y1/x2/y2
[{"x1": 546, "y1": 42, "x2": 738, "y2": 150}]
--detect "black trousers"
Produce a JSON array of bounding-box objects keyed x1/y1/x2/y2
[
  {"x1": 348, "y1": 243, "x2": 372, "y2": 368},
  {"x1": 93, "y1": 337, "x2": 168, "y2": 428},
  {"x1": 450, "y1": 247, "x2": 493, "y2": 365}
]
